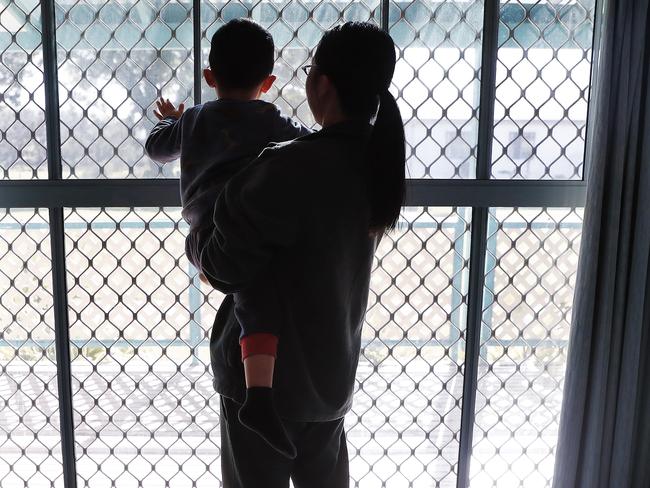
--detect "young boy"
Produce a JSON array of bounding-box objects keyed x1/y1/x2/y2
[{"x1": 145, "y1": 19, "x2": 310, "y2": 459}]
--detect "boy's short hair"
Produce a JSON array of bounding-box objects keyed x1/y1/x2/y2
[{"x1": 208, "y1": 19, "x2": 275, "y2": 91}]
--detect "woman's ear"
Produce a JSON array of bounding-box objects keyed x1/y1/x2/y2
[
  {"x1": 259, "y1": 75, "x2": 277, "y2": 94},
  {"x1": 203, "y1": 68, "x2": 217, "y2": 88},
  {"x1": 320, "y1": 74, "x2": 344, "y2": 115},
  {"x1": 307, "y1": 70, "x2": 341, "y2": 126},
  {"x1": 319, "y1": 74, "x2": 338, "y2": 100}
]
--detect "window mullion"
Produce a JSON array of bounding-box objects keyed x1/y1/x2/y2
[
  {"x1": 0, "y1": 179, "x2": 587, "y2": 208},
  {"x1": 47, "y1": 207, "x2": 78, "y2": 488},
  {"x1": 457, "y1": 205, "x2": 490, "y2": 488},
  {"x1": 457, "y1": 0, "x2": 502, "y2": 486},
  {"x1": 381, "y1": 0, "x2": 390, "y2": 31},
  {"x1": 42, "y1": 0, "x2": 62, "y2": 181},
  {"x1": 475, "y1": 0, "x2": 500, "y2": 180},
  {"x1": 41, "y1": 1, "x2": 78, "y2": 487}
]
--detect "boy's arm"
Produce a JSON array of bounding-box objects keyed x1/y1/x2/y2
[
  {"x1": 145, "y1": 116, "x2": 183, "y2": 162},
  {"x1": 145, "y1": 97, "x2": 186, "y2": 163}
]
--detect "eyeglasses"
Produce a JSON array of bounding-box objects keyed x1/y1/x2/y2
[{"x1": 301, "y1": 64, "x2": 316, "y2": 75}]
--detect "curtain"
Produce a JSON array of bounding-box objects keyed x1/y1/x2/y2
[{"x1": 552, "y1": 0, "x2": 650, "y2": 486}]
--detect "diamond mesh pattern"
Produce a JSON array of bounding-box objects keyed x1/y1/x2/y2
[
  {"x1": 0, "y1": 209, "x2": 63, "y2": 487},
  {"x1": 55, "y1": 0, "x2": 194, "y2": 178},
  {"x1": 470, "y1": 207, "x2": 583, "y2": 488},
  {"x1": 64, "y1": 208, "x2": 223, "y2": 488},
  {"x1": 1, "y1": 1, "x2": 595, "y2": 486},
  {"x1": 350, "y1": 207, "x2": 470, "y2": 487},
  {"x1": 0, "y1": 0, "x2": 47, "y2": 179},
  {"x1": 200, "y1": 0, "x2": 381, "y2": 128},
  {"x1": 389, "y1": 0, "x2": 484, "y2": 178},
  {"x1": 62, "y1": 206, "x2": 470, "y2": 487},
  {"x1": 46, "y1": 0, "x2": 596, "y2": 180},
  {"x1": 491, "y1": 0, "x2": 596, "y2": 179}
]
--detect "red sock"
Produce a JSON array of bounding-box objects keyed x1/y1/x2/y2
[{"x1": 240, "y1": 333, "x2": 278, "y2": 361}]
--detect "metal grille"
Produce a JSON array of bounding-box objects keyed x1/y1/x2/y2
[
  {"x1": 491, "y1": 0, "x2": 596, "y2": 179},
  {"x1": 200, "y1": 0, "x2": 381, "y2": 127},
  {"x1": 350, "y1": 207, "x2": 470, "y2": 487},
  {"x1": 54, "y1": 205, "x2": 583, "y2": 487},
  {"x1": 0, "y1": 209, "x2": 63, "y2": 487},
  {"x1": 0, "y1": 0, "x2": 48, "y2": 180},
  {"x1": 1, "y1": 0, "x2": 596, "y2": 181},
  {"x1": 470, "y1": 207, "x2": 583, "y2": 488},
  {"x1": 1, "y1": 1, "x2": 597, "y2": 487},
  {"x1": 55, "y1": 0, "x2": 194, "y2": 179},
  {"x1": 64, "y1": 208, "x2": 222, "y2": 487},
  {"x1": 59, "y1": 206, "x2": 474, "y2": 487},
  {"x1": 390, "y1": 0, "x2": 484, "y2": 179}
]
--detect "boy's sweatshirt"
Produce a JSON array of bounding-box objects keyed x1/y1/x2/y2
[
  {"x1": 145, "y1": 98, "x2": 310, "y2": 238},
  {"x1": 145, "y1": 98, "x2": 310, "y2": 335}
]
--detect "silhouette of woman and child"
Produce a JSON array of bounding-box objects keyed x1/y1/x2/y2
[{"x1": 146, "y1": 19, "x2": 405, "y2": 487}]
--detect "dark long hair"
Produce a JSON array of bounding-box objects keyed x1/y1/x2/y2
[{"x1": 314, "y1": 22, "x2": 406, "y2": 233}]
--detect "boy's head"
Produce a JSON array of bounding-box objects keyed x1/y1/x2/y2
[{"x1": 205, "y1": 19, "x2": 275, "y2": 97}]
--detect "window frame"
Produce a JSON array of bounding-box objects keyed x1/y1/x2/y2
[{"x1": 0, "y1": 0, "x2": 596, "y2": 487}]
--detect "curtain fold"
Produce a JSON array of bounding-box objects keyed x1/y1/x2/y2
[{"x1": 551, "y1": 0, "x2": 650, "y2": 487}]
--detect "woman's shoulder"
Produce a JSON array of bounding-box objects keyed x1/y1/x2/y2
[
  {"x1": 260, "y1": 127, "x2": 362, "y2": 164},
  {"x1": 253, "y1": 135, "x2": 316, "y2": 168}
]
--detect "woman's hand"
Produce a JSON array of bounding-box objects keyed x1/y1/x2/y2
[{"x1": 154, "y1": 97, "x2": 185, "y2": 120}]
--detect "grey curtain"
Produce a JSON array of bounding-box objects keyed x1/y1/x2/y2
[{"x1": 552, "y1": 0, "x2": 650, "y2": 486}]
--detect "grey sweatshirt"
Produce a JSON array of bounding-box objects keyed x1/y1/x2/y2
[
  {"x1": 145, "y1": 98, "x2": 311, "y2": 234},
  {"x1": 186, "y1": 121, "x2": 378, "y2": 421},
  {"x1": 145, "y1": 98, "x2": 311, "y2": 337}
]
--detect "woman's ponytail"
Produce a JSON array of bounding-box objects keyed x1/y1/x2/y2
[
  {"x1": 367, "y1": 90, "x2": 406, "y2": 234},
  {"x1": 314, "y1": 22, "x2": 406, "y2": 234}
]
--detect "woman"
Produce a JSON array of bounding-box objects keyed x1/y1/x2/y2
[{"x1": 190, "y1": 21, "x2": 406, "y2": 487}]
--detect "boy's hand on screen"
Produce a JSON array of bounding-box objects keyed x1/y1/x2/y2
[
  {"x1": 154, "y1": 97, "x2": 185, "y2": 120},
  {"x1": 199, "y1": 272, "x2": 210, "y2": 285}
]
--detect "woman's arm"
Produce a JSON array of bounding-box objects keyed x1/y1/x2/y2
[{"x1": 188, "y1": 146, "x2": 302, "y2": 293}]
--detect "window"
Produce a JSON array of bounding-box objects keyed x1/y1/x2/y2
[
  {"x1": 0, "y1": 0, "x2": 595, "y2": 487},
  {"x1": 0, "y1": 209, "x2": 62, "y2": 485}
]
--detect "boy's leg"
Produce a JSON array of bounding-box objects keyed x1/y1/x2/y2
[
  {"x1": 238, "y1": 333, "x2": 296, "y2": 459},
  {"x1": 220, "y1": 395, "x2": 292, "y2": 488}
]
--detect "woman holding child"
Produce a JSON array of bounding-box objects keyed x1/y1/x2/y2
[{"x1": 190, "y1": 21, "x2": 405, "y2": 488}]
